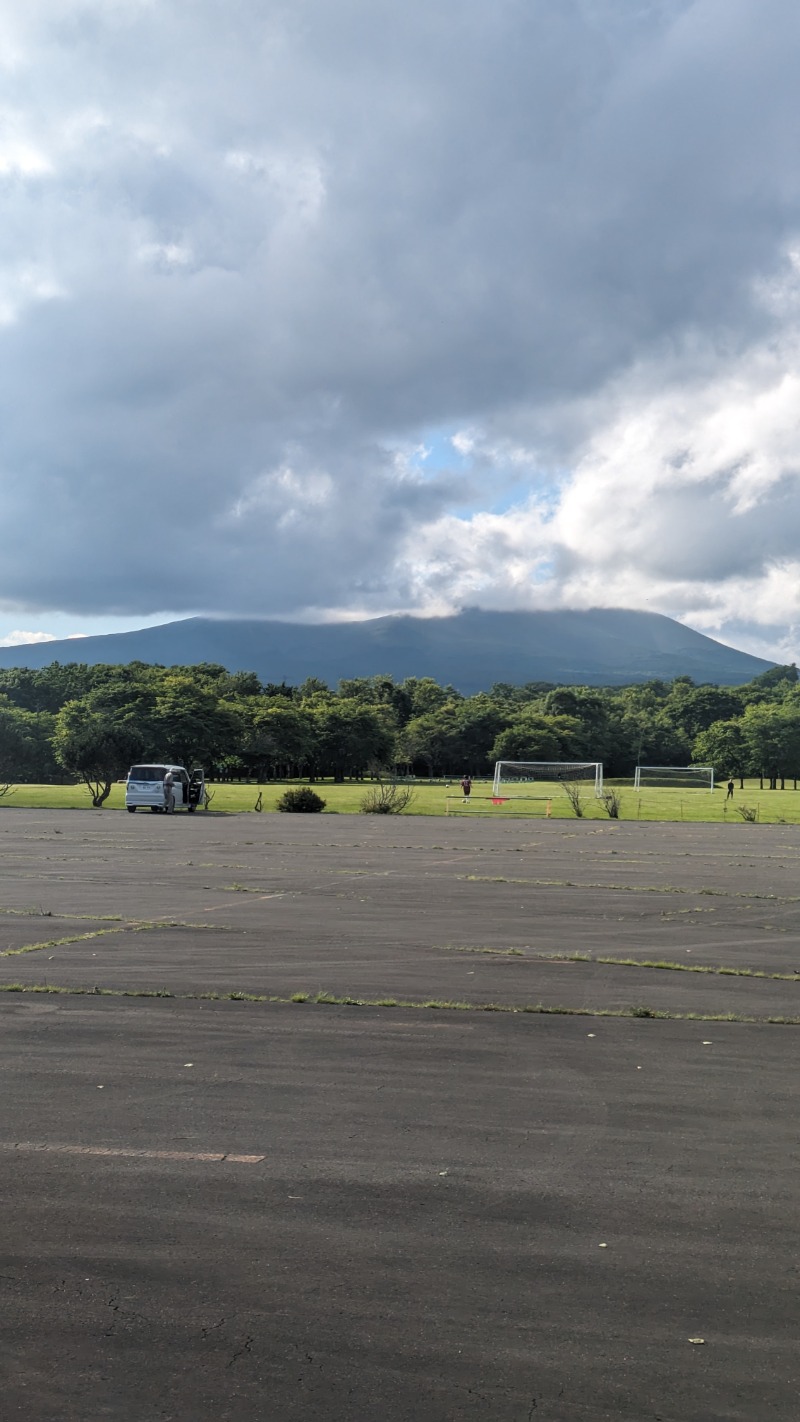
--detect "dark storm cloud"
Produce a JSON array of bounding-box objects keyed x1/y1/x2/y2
[{"x1": 2, "y1": 0, "x2": 800, "y2": 653}]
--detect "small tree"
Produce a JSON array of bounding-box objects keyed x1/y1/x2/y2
[{"x1": 54, "y1": 701, "x2": 143, "y2": 807}]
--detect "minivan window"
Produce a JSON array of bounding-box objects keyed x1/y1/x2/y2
[{"x1": 129, "y1": 766, "x2": 167, "y2": 782}]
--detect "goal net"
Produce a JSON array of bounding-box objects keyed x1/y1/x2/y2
[
  {"x1": 634, "y1": 765, "x2": 715, "y2": 792},
  {"x1": 492, "y1": 761, "x2": 604, "y2": 798}
]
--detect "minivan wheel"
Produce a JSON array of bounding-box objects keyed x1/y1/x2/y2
[{"x1": 127, "y1": 806, "x2": 136, "y2": 813}]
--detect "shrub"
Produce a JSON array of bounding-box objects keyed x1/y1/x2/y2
[
  {"x1": 360, "y1": 782, "x2": 416, "y2": 815},
  {"x1": 562, "y1": 783, "x2": 584, "y2": 817},
  {"x1": 276, "y1": 787, "x2": 326, "y2": 813},
  {"x1": 736, "y1": 804, "x2": 758, "y2": 822},
  {"x1": 601, "y1": 789, "x2": 623, "y2": 819}
]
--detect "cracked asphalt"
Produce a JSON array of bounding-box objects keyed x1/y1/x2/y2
[{"x1": 0, "y1": 809, "x2": 798, "y2": 1419}]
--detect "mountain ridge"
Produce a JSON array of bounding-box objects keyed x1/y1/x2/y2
[{"x1": 0, "y1": 609, "x2": 773, "y2": 693}]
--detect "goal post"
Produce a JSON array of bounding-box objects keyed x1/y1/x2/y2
[
  {"x1": 634, "y1": 765, "x2": 715, "y2": 792},
  {"x1": 492, "y1": 760, "x2": 604, "y2": 798}
]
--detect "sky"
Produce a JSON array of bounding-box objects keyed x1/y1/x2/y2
[{"x1": 2, "y1": 0, "x2": 800, "y2": 662}]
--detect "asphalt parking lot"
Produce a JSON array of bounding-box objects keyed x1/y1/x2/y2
[{"x1": 1, "y1": 810, "x2": 798, "y2": 1419}]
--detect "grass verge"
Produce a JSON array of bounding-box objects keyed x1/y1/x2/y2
[{"x1": 10, "y1": 778, "x2": 800, "y2": 823}]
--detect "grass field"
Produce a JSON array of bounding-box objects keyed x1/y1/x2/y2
[{"x1": 4, "y1": 777, "x2": 800, "y2": 822}]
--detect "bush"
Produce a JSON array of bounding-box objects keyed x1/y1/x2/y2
[
  {"x1": 562, "y1": 783, "x2": 584, "y2": 817},
  {"x1": 276, "y1": 787, "x2": 326, "y2": 813},
  {"x1": 736, "y1": 804, "x2": 758, "y2": 822},
  {"x1": 601, "y1": 789, "x2": 623, "y2": 819},
  {"x1": 360, "y1": 782, "x2": 416, "y2": 815}
]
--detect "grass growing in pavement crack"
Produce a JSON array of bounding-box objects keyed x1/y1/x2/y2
[
  {"x1": 0, "y1": 919, "x2": 220, "y2": 957},
  {"x1": 0, "y1": 981, "x2": 797, "y2": 1024},
  {"x1": 440, "y1": 945, "x2": 800, "y2": 981},
  {"x1": 0, "y1": 925, "x2": 151, "y2": 957},
  {"x1": 456, "y1": 875, "x2": 800, "y2": 904},
  {"x1": 0, "y1": 908, "x2": 127, "y2": 921}
]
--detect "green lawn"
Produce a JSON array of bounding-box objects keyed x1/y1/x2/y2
[{"x1": 4, "y1": 778, "x2": 800, "y2": 823}]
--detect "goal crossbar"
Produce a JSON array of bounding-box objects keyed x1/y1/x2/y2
[
  {"x1": 492, "y1": 761, "x2": 604, "y2": 797},
  {"x1": 634, "y1": 765, "x2": 715, "y2": 792}
]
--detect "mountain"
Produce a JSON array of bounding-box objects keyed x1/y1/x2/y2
[{"x1": 0, "y1": 609, "x2": 773, "y2": 692}]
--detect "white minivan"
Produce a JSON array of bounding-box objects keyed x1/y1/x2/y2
[{"x1": 125, "y1": 764, "x2": 206, "y2": 814}]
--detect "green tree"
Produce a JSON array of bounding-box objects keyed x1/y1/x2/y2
[
  {"x1": 401, "y1": 677, "x2": 461, "y2": 717},
  {"x1": 665, "y1": 683, "x2": 743, "y2": 739},
  {"x1": 739, "y1": 703, "x2": 800, "y2": 789},
  {"x1": 541, "y1": 687, "x2": 623, "y2": 764},
  {"x1": 693, "y1": 719, "x2": 748, "y2": 787},
  {"x1": 0, "y1": 662, "x2": 99, "y2": 714},
  {"x1": 397, "y1": 703, "x2": 464, "y2": 776},
  {"x1": 309, "y1": 699, "x2": 394, "y2": 781},
  {"x1": 293, "y1": 677, "x2": 330, "y2": 702},
  {"x1": 746, "y1": 663, "x2": 799, "y2": 694},
  {"x1": 490, "y1": 712, "x2": 586, "y2": 765},
  {"x1": 0, "y1": 703, "x2": 58, "y2": 783},
  {"x1": 490, "y1": 682, "x2": 556, "y2": 705},
  {"x1": 452, "y1": 695, "x2": 508, "y2": 773},
  {"x1": 262, "y1": 681, "x2": 295, "y2": 700},
  {"x1": 338, "y1": 675, "x2": 413, "y2": 726},
  {"x1": 614, "y1": 681, "x2": 692, "y2": 769},
  {"x1": 150, "y1": 676, "x2": 243, "y2": 769},
  {"x1": 54, "y1": 700, "x2": 145, "y2": 806},
  {"x1": 240, "y1": 702, "x2": 317, "y2": 778}
]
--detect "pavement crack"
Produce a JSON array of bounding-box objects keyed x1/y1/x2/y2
[
  {"x1": 227, "y1": 1335, "x2": 254, "y2": 1366},
  {"x1": 0, "y1": 982, "x2": 798, "y2": 1025},
  {"x1": 200, "y1": 1317, "x2": 226, "y2": 1341},
  {"x1": 104, "y1": 1293, "x2": 120, "y2": 1337}
]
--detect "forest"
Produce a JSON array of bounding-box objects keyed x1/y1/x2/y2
[{"x1": 0, "y1": 658, "x2": 799, "y2": 803}]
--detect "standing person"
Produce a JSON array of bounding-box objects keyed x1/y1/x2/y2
[
  {"x1": 163, "y1": 768, "x2": 175, "y2": 814},
  {"x1": 460, "y1": 774, "x2": 472, "y2": 801},
  {"x1": 726, "y1": 777, "x2": 735, "y2": 800}
]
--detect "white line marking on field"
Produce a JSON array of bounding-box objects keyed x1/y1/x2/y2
[{"x1": 1, "y1": 1142, "x2": 264, "y2": 1164}]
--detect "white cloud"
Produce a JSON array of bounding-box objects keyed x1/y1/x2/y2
[
  {"x1": 0, "y1": 264, "x2": 65, "y2": 325},
  {"x1": 381, "y1": 311, "x2": 800, "y2": 662},
  {"x1": 0, "y1": 108, "x2": 51, "y2": 175},
  {"x1": 0, "y1": 630, "x2": 56, "y2": 646},
  {"x1": 136, "y1": 242, "x2": 193, "y2": 270}
]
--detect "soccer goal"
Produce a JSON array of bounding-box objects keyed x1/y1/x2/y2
[
  {"x1": 492, "y1": 761, "x2": 604, "y2": 798},
  {"x1": 633, "y1": 765, "x2": 715, "y2": 792}
]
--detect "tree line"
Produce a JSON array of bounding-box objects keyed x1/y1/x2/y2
[{"x1": 0, "y1": 658, "x2": 798, "y2": 803}]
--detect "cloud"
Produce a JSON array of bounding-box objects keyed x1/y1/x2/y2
[
  {"x1": 0, "y1": 1, "x2": 800, "y2": 658},
  {"x1": 0, "y1": 630, "x2": 56, "y2": 646}
]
